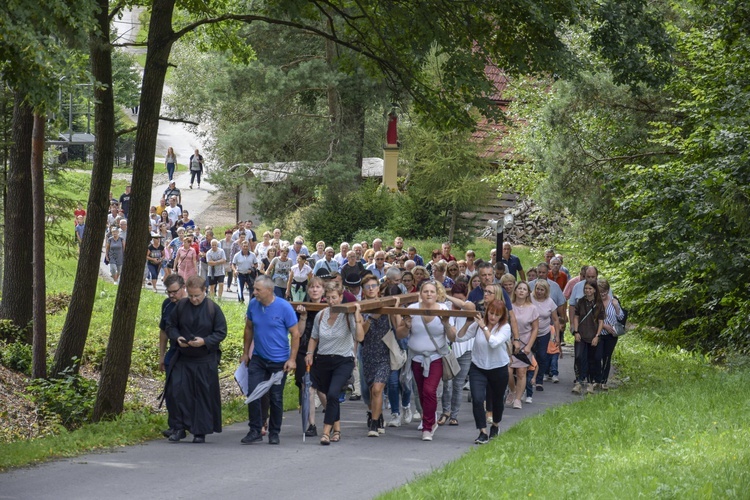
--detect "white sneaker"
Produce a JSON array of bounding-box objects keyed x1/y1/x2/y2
[
  {"x1": 525, "y1": 396, "x2": 533, "y2": 404},
  {"x1": 552, "y1": 375, "x2": 560, "y2": 383},
  {"x1": 421, "y1": 430, "x2": 433, "y2": 441},
  {"x1": 417, "y1": 421, "x2": 423, "y2": 431},
  {"x1": 403, "y1": 406, "x2": 413, "y2": 424},
  {"x1": 388, "y1": 413, "x2": 401, "y2": 427},
  {"x1": 412, "y1": 411, "x2": 421, "y2": 421},
  {"x1": 572, "y1": 382, "x2": 582, "y2": 394}
]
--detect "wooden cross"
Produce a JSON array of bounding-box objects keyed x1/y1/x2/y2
[{"x1": 290, "y1": 293, "x2": 478, "y2": 318}]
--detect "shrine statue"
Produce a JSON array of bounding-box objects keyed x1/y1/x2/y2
[{"x1": 386, "y1": 111, "x2": 398, "y2": 146}]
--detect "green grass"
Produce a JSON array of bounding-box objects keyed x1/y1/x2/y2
[{"x1": 378, "y1": 334, "x2": 750, "y2": 499}]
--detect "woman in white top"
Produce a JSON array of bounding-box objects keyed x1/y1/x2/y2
[
  {"x1": 531, "y1": 280, "x2": 561, "y2": 392},
  {"x1": 286, "y1": 254, "x2": 313, "y2": 301},
  {"x1": 394, "y1": 281, "x2": 457, "y2": 441},
  {"x1": 306, "y1": 282, "x2": 364, "y2": 444},
  {"x1": 454, "y1": 299, "x2": 511, "y2": 444}
]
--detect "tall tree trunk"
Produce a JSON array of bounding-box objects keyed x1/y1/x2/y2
[
  {"x1": 51, "y1": 0, "x2": 116, "y2": 376},
  {"x1": 0, "y1": 92, "x2": 34, "y2": 342},
  {"x1": 93, "y1": 0, "x2": 177, "y2": 420},
  {"x1": 31, "y1": 114, "x2": 46, "y2": 379}
]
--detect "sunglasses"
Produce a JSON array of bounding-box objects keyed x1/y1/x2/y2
[{"x1": 363, "y1": 284, "x2": 379, "y2": 290}]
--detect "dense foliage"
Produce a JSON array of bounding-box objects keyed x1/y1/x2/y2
[{"x1": 514, "y1": 0, "x2": 750, "y2": 355}]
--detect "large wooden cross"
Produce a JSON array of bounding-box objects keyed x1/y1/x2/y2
[{"x1": 290, "y1": 293, "x2": 478, "y2": 318}]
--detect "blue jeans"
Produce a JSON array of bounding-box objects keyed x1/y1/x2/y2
[
  {"x1": 534, "y1": 334, "x2": 551, "y2": 386},
  {"x1": 274, "y1": 286, "x2": 286, "y2": 298},
  {"x1": 548, "y1": 353, "x2": 559, "y2": 376},
  {"x1": 441, "y1": 350, "x2": 472, "y2": 419},
  {"x1": 237, "y1": 273, "x2": 254, "y2": 302},
  {"x1": 190, "y1": 170, "x2": 201, "y2": 185},
  {"x1": 166, "y1": 162, "x2": 175, "y2": 181},
  {"x1": 469, "y1": 363, "x2": 509, "y2": 429},
  {"x1": 387, "y1": 368, "x2": 412, "y2": 414},
  {"x1": 247, "y1": 356, "x2": 287, "y2": 436}
]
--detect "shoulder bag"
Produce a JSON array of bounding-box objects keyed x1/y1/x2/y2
[{"x1": 424, "y1": 313, "x2": 460, "y2": 381}]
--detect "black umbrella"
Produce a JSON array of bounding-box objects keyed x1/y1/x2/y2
[{"x1": 301, "y1": 365, "x2": 312, "y2": 442}]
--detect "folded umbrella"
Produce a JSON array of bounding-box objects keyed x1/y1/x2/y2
[{"x1": 245, "y1": 370, "x2": 285, "y2": 404}]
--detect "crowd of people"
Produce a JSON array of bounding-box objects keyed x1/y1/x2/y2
[
  {"x1": 155, "y1": 219, "x2": 625, "y2": 445},
  {"x1": 90, "y1": 150, "x2": 624, "y2": 445}
]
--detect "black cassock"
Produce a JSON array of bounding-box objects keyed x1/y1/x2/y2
[{"x1": 166, "y1": 298, "x2": 227, "y2": 435}]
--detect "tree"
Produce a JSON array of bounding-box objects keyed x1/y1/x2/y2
[{"x1": 51, "y1": 0, "x2": 119, "y2": 378}]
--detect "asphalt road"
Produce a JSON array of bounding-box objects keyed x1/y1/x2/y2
[{"x1": 0, "y1": 349, "x2": 579, "y2": 500}]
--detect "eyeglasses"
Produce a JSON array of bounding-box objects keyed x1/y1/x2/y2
[
  {"x1": 166, "y1": 288, "x2": 182, "y2": 296},
  {"x1": 363, "y1": 284, "x2": 379, "y2": 290},
  {"x1": 484, "y1": 289, "x2": 496, "y2": 295},
  {"x1": 295, "y1": 241, "x2": 303, "y2": 245}
]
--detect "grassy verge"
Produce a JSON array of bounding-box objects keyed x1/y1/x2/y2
[
  {"x1": 0, "y1": 383, "x2": 300, "y2": 471},
  {"x1": 379, "y1": 333, "x2": 750, "y2": 499}
]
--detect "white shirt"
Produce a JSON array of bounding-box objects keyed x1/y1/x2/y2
[
  {"x1": 450, "y1": 315, "x2": 473, "y2": 357},
  {"x1": 407, "y1": 302, "x2": 449, "y2": 361},
  {"x1": 455, "y1": 322, "x2": 511, "y2": 370},
  {"x1": 166, "y1": 205, "x2": 182, "y2": 226}
]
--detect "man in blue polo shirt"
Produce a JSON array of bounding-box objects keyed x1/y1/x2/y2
[{"x1": 240, "y1": 275, "x2": 300, "y2": 445}]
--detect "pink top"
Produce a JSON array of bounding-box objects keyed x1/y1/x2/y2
[{"x1": 176, "y1": 247, "x2": 198, "y2": 279}]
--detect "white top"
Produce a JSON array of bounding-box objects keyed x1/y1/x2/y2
[
  {"x1": 166, "y1": 205, "x2": 182, "y2": 226},
  {"x1": 291, "y1": 264, "x2": 312, "y2": 282},
  {"x1": 312, "y1": 309, "x2": 356, "y2": 357},
  {"x1": 455, "y1": 322, "x2": 511, "y2": 370},
  {"x1": 450, "y1": 315, "x2": 473, "y2": 357},
  {"x1": 407, "y1": 302, "x2": 449, "y2": 362}
]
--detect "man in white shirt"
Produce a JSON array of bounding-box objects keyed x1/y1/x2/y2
[
  {"x1": 334, "y1": 242, "x2": 350, "y2": 267},
  {"x1": 166, "y1": 196, "x2": 182, "y2": 227}
]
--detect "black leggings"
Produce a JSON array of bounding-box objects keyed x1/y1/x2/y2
[
  {"x1": 190, "y1": 170, "x2": 202, "y2": 185},
  {"x1": 600, "y1": 334, "x2": 618, "y2": 383},
  {"x1": 315, "y1": 354, "x2": 354, "y2": 426}
]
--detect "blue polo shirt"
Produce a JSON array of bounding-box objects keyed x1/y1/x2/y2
[
  {"x1": 501, "y1": 254, "x2": 524, "y2": 279},
  {"x1": 246, "y1": 297, "x2": 298, "y2": 362}
]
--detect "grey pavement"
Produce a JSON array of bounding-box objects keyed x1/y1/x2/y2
[{"x1": 0, "y1": 348, "x2": 580, "y2": 499}]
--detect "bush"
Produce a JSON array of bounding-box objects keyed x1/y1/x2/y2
[
  {"x1": 27, "y1": 363, "x2": 97, "y2": 430},
  {"x1": 0, "y1": 340, "x2": 33, "y2": 376}
]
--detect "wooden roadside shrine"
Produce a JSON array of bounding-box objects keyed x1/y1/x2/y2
[{"x1": 291, "y1": 292, "x2": 478, "y2": 318}]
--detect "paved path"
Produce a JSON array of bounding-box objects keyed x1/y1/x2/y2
[{"x1": 0, "y1": 349, "x2": 579, "y2": 499}]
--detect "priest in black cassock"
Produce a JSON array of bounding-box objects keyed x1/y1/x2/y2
[{"x1": 166, "y1": 275, "x2": 227, "y2": 443}]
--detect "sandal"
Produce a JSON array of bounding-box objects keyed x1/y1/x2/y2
[
  {"x1": 437, "y1": 413, "x2": 450, "y2": 426},
  {"x1": 320, "y1": 434, "x2": 330, "y2": 446},
  {"x1": 449, "y1": 418, "x2": 459, "y2": 426},
  {"x1": 331, "y1": 431, "x2": 341, "y2": 442}
]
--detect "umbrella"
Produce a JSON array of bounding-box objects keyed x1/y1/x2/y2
[
  {"x1": 300, "y1": 365, "x2": 312, "y2": 442},
  {"x1": 514, "y1": 350, "x2": 533, "y2": 366},
  {"x1": 245, "y1": 370, "x2": 285, "y2": 404}
]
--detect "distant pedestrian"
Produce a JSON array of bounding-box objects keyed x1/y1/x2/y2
[
  {"x1": 119, "y1": 185, "x2": 132, "y2": 217},
  {"x1": 189, "y1": 149, "x2": 204, "y2": 189},
  {"x1": 165, "y1": 146, "x2": 177, "y2": 181}
]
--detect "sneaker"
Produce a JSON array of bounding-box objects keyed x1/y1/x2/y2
[
  {"x1": 545, "y1": 374, "x2": 553, "y2": 381},
  {"x1": 536, "y1": 384, "x2": 544, "y2": 392},
  {"x1": 197, "y1": 184, "x2": 200, "y2": 189},
  {"x1": 305, "y1": 424, "x2": 318, "y2": 437},
  {"x1": 587, "y1": 383, "x2": 595, "y2": 394},
  {"x1": 513, "y1": 399, "x2": 522, "y2": 409},
  {"x1": 601, "y1": 383, "x2": 609, "y2": 391},
  {"x1": 421, "y1": 431, "x2": 433, "y2": 441},
  {"x1": 378, "y1": 414, "x2": 386, "y2": 434},
  {"x1": 505, "y1": 392, "x2": 515, "y2": 406},
  {"x1": 572, "y1": 382, "x2": 582, "y2": 394},
  {"x1": 268, "y1": 434, "x2": 280, "y2": 445},
  {"x1": 417, "y1": 422, "x2": 423, "y2": 431},
  {"x1": 403, "y1": 406, "x2": 413, "y2": 424},
  {"x1": 412, "y1": 411, "x2": 421, "y2": 421},
  {"x1": 168, "y1": 429, "x2": 186, "y2": 442},
  {"x1": 189, "y1": 184, "x2": 193, "y2": 189},
  {"x1": 475, "y1": 431, "x2": 489, "y2": 444},
  {"x1": 240, "y1": 430, "x2": 262, "y2": 444},
  {"x1": 338, "y1": 393, "x2": 346, "y2": 403},
  {"x1": 349, "y1": 394, "x2": 362, "y2": 401},
  {"x1": 489, "y1": 425, "x2": 499, "y2": 439},
  {"x1": 463, "y1": 381, "x2": 470, "y2": 390},
  {"x1": 388, "y1": 413, "x2": 401, "y2": 427},
  {"x1": 552, "y1": 375, "x2": 560, "y2": 383},
  {"x1": 368, "y1": 421, "x2": 379, "y2": 437},
  {"x1": 593, "y1": 383, "x2": 601, "y2": 391},
  {"x1": 525, "y1": 396, "x2": 533, "y2": 404}
]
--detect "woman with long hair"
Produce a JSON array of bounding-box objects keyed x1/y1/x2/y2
[
  {"x1": 572, "y1": 280, "x2": 605, "y2": 394},
  {"x1": 454, "y1": 299, "x2": 511, "y2": 443},
  {"x1": 401, "y1": 271, "x2": 416, "y2": 293},
  {"x1": 165, "y1": 146, "x2": 177, "y2": 181},
  {"x1": 286, "y1": 254, "x2": 313, "y2": 302},
  {"x1": 306, "y1": 282, "x2": 364, "y2": 444},
  {"x1": 446, "y1": 260, "x2": 461, "y2": 283},
  {"x1": 266, "y1": 246, "x2": 292, "y2": 298},
  {"x1": 432, "y1": 260, "x2": 455, "y2": 289},
  {"x1": 597, "y1": 278, "x2": 623, "y2": 391},
  {"x1": 508, "y1": 281, "x2": 539, "y2": 409},
  {"x1": 394, "y1": 281, "x2": 457, "y2": 441},
  {"x1": 425, "y1": 249, "x2": 443, "y2": 276}
]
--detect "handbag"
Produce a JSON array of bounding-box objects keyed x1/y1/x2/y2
[
  {"x1": 424, "y1": 316, "x2": 460, "y2": 381},
  {"x1": 613, "y1": 321, "x2": 626, "y2": 337},
  {"x1": 382, "y1": 330, "x2": 407, "y2": 370}
]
